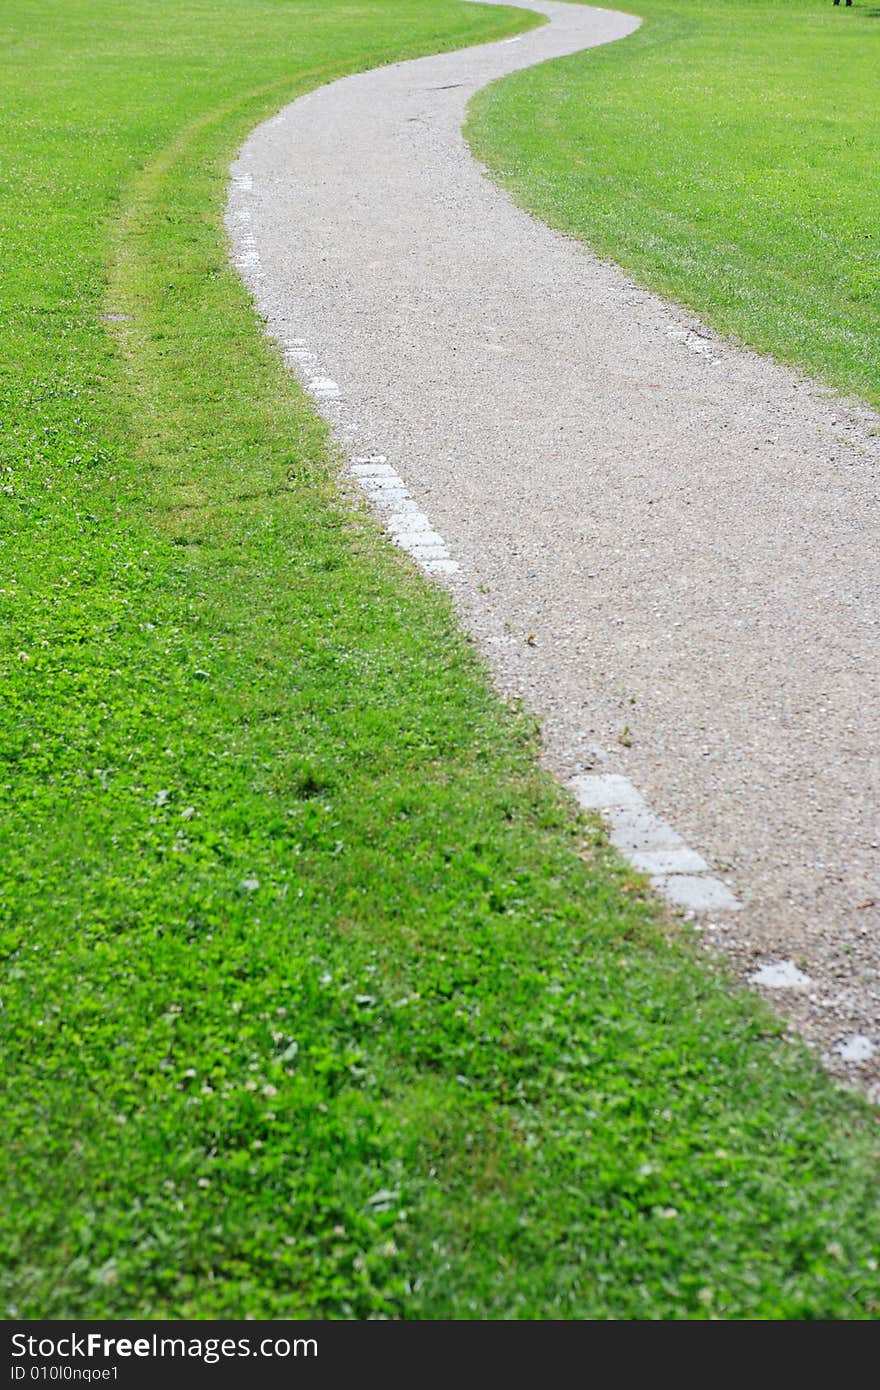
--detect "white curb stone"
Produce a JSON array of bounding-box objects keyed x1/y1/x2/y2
[
  {"x1": 834, "y1": 1035, "x2": 876, "y2": 1064},
  {"x1": 653, "y1": 875, "x2": 740, "y2": 912},
  {"x1": 569, "y1": 773, "x2": 645, "y2": 811},
  {"x1": 749, "y1": 960, "x2": 813, "y2": 990},
  {"x1": 609, "y1": 810, "x2": 685, "y2": 853},
  {"x1": 569, "y1": 773, "x2": 739, "y2": 914}
]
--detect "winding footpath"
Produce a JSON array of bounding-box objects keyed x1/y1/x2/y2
[{"x1": 227, "y1": 0, "x2": 880, "y2": 1094}]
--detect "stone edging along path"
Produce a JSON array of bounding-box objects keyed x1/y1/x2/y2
[{"x1": 226, "y1": 0, "x2": 880, "y2": 1096}]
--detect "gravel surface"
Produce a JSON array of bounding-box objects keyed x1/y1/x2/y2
[{"x1": 227, "y1": 0, "x2": 880, "y2": 1096}]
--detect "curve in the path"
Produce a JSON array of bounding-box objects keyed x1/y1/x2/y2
[{"x1": 226, "y1": 0, "x2": 880, "y2": 1093}]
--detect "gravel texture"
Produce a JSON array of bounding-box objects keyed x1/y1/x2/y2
[{"x1": 227, "y1": 0, "x2": 880, "y2": 1095}]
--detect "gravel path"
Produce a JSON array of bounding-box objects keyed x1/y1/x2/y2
[{"x1": 227, "y1": 0, "x2": 880, "y2": 1095}]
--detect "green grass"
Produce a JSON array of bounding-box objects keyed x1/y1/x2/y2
[
  {"x1": 1, "y1": 0, "x2": 878, "y2": 1320},
  {"x1": 468, "y1": 0, "x2": 880, "y2": 406}
]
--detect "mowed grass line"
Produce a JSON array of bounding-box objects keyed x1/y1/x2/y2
[
  {"x1": 1, "y1": 0, "x2": 878, "y2": 1318},
  {"x1": 468, "y1": 0, "x2": 880, "y2": 407}
]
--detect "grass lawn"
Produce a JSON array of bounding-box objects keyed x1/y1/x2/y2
[
  {"x1": 468, "y1": 0, "x2": 880, "y2": 407},
  {"x1": 1, "y1": 0, "x2": 878, "y2": 1319}
]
